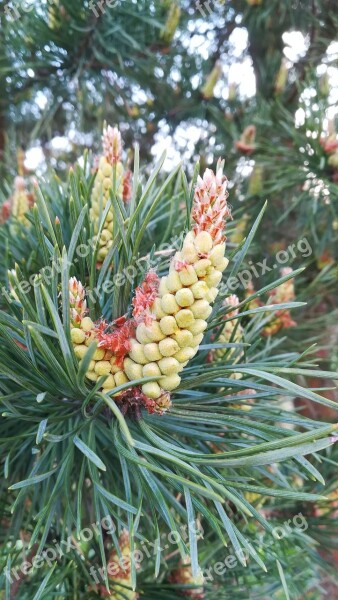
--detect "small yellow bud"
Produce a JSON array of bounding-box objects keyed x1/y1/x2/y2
[
  {"x1": 160, "y1": 315, "x2": 178, "y2": 336},
  {"x1": 160, "y1": 374, "x2": 181, "y2": 391},
  {"x1": 190, "y1": 299, "x2": 212, "y2": 319},
  {"x1": 182, "y1": 242, "x2": 198, "y2": 264},
  {"x1": 129, "y1": 339, "x2": 148, "y2": 365},
  {"x1": 102, "y1": 374, "x2": 116, "y2": 389},
  {"x1": 98, "y1": 157, "x2": 106, "y2": 170},
  {"x1": 205, "y1": 269, "x2": 222, "y2": 287},
  {"x1": 152, "y1": 297, "x2": 166, "y2": 319},
  {"x1": 174, "y1": 347, "x2": 195, "y2": 362},
  {"x1": 114, "y1": 371, "x2": 129, "y2": 387},
  {"x1": 166, "y1": 271, "x2": 183, "y2": 292},
  {"x1": 103, "y1": 176, "x2": 112, "y2": 190},
  {"x1": 74, "y1": 344, "x2": 88, "y2": 359},
  {"x1": 86, "y1": 371, "x2": 99, "y2": 382},
  {"x1": 175, "y1": 288, "x2": 194, "y2": 307},
  {"x1": 98, "y1": 247, "x2": 108, "y2": 260},
  {"x1": 190, "y1": 281, "x2": 209, "y2": 299},
  {"x1": 184, "y1": 231, "x2": 195, "y2": 244},
  {"x1": 172, "y1": 329, "x2": 194, "y2": 348},
  {"x1": 159, "y1": 337, "x2": 180, "y2": 357},
  {"x1": 188, "y1": 319, "x2": 207, "y2": 335},
  {"x1": 142, "y1": 382, "x2": 162, "y2": 399},
  {"x1": 143, "y1": 363, "x2": 161, "y2": 377},
  {"x1": 88, "y1": 360, "x2": 96, "y2": 371},
  {"x1": 71, "y1": 328, "x2": 86, "y2": 344},
  {"x1": 102, "y1": 161, "x2": 113, "y2": 177},
  {"x1": 194, "y1": 231, "x2": 213, "y2": 253},
  {"x1": 145, "y1": 321, "x2": 166, "y2": 342},
  {"x1": 192, "y1": 333, "x2": 204, "y2": 347},
  {"x1": 94, "y1": 360, "x2": 112, "y2": 376},
  {"x1": 161, "y1": 293, "x2": 180, "y2": 315},
  {"x1": 213, "y1": 257, "x2": 229, "y2": 272},
  {"x1": 175, "y1": 309, "x2": 195, "y2": 328},
  {"x1": 178, "y1": 265, "x2": 198, "y2": 286},
  {"x1": 136, "y1": 323, "x2": 151, "y2": 344},
  {"x1": 101, "y1": 229, "x2": 112, "y2": 243},
  {"x1": 194, "y1": 259, "x2": 211, "y2": 277},
  {"x1": 124, "y1": 358, "x2": 143, "y2": 381},
  {"x1": 92, "y1": 348, "x2": 105, "y2": 361},
  {"x1": 110, "y1": 356, "x2": 122, "y2": 374},
  {"x1": 158, "y1": 357, "x2": 180, "y2": 375},
  {"x1": 159, "y1": 276, "x2": 169, "y2": 296},
  {"x1": 144, "y1": 343, "x2": 162, "y2": 362},
  {"x1": 206, "y1": 287, "x2": 219, "y2": 303},
  {"x1": 81, "y1": 317, "x2": 94, "y2": 332},
  {"x1": 209, "y1": 243, "x2": 225, "y2": 265}
]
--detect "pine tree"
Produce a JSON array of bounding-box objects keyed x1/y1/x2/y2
[
  {"x1": 0, "y1": 124, "x2": 337, "y2": 599},
  {"x1": 1, "y1": 0, "x2": 338, "y2": 597}
]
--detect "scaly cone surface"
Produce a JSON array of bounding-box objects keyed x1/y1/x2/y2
[
  {"x1": 106, "y1": 530, "x2": 138, "y2": 600},
  {"x1": 90, "y1": 125, "x2": 131, "y2": 263},
  {"x1": 169, "y1": 557, "x2": 204, "y2": 598},
  {"x1": 70, "y1": 162, "x2": 231, "y2": 414},
  {"x1": 125, "y1": 162, "x2": 231, "y2": 400},
  {"x1": 89, "y1": 530, "x2": 138, "y2": 599},
  {"x1": 11, "y1": 176, "x2": 31, "y2": 225}
]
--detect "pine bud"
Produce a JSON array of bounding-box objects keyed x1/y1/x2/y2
[
  {"x1": 12, "y1": 176, "x2": 30, "y2": 225},
  {"x1": 144, "y1": 343, "x2": 162, "y2": 362},
  {"x1": 160, "y1": 2, "x2": 181, "y2": 44},
  {"x1": 248, "y1": 165, "x2": 264, "y2": 196},
  {"x1": 159, "y1": 338, "x2": 180, "y2": 357},
  {"x1": 142, "y1": 382, "x2": 162, "y2": 399},
  {"x1": 69, "y1": 164, "x2": 231, "y2": 410},
  {"x1": 91, "y1": 125, "x2": 126, "y2": 264},
  {"x1": 169, "y1": 558, "x2": 204, "y2": 598},
  {"x1": 106, "y1": 530, "x2": 139, "y2": 600},
  {"x1": 158, "y1": 357, "x2": 181, "y2": 375},
  {"x1": 275, "y1": 59, "x2": 288, "y2": 94},
  {"x1": 201, "y1": 61, "x2": 222, "y2": 100},
  {"x1": 175, "y1": 288, "x2": 194, "y2": 307},
  {"x1": 160, "y1": 315, "x2": 179, "y2": 335}
]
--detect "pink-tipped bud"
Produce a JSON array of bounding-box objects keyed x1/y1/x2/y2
[
  {"x1": 192, "y1": 165, "x2": 231, "y2": 244},
  {"x1": 69, "y1": 277, "x2": 87, "y2": 325},
  {"x1": 102, "y1": 125, "x2": 122, "y2": 165},
  {"x1": 14, "y1": 176, "x2": 26, "y2": 192},
  {"x1": 223, "y1": 294, "x2": 240, "y2": 318},
  {"x1": 235, "y1": 124, "x2": 256, "y2": 154},
  {"x1": 132, "y1": 270, "x2": 160, "y2": 325}
]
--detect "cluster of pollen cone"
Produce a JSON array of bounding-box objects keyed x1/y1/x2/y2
[
  {"x1": 90, "y1": 125, "x2": 131, "y2": 263},
  {"x1": 69, "y1": 126, "x2": 231, "y2": 414}
]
